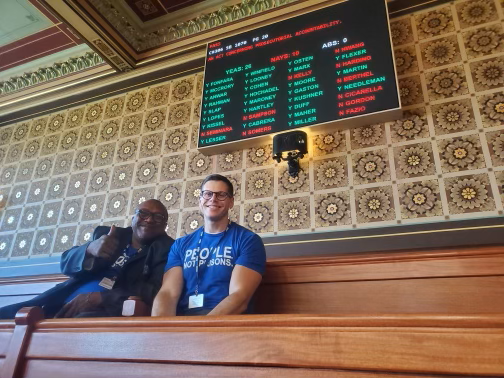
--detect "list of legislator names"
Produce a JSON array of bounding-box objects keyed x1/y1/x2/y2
[{"x1": 199, "y1": 0, "x2": 399, "y2": 149}]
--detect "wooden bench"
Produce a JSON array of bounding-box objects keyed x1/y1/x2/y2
[{"x1": 0, "y1": 245, "x2": 503, "y2": 377}]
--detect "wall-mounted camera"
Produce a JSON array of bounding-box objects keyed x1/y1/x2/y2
[{"x1": 273, "y1": 130, "x2": 308, "y2": 178}]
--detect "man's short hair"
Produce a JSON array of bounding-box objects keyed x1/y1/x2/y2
[{"x1": 200, "y1": 174, "x2": 234, "y2": 197}]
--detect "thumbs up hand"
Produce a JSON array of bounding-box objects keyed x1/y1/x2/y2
[{"x1": 86, "y1": 225, "x2": 120, "y2": 261}]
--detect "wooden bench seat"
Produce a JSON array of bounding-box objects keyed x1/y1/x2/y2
[{"x1": 1, "y1": 308, "x2": 503, "y2": 377}]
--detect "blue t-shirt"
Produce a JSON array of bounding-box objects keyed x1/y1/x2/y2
[
  {"x1": 165, "y1": 222, "x2": 266, "y2": 315},
  {"x1": 65, "y1": 245, "x2": 138, "y2": 303}
]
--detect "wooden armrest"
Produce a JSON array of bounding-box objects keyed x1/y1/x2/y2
[{"x1": 122, "y1": 297, "x2": 149, "y2": 317}]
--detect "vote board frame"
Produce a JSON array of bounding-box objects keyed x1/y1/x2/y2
[{"x1": 197, "y1": 0, "x2": 402, "y2": 155}]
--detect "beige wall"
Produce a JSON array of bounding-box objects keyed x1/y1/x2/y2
[{"x1": 0, "y1": 0, "x2": 503, "y2": 260}]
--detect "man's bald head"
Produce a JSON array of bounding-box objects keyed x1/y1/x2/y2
[{"x1": 131, "y1": 199, "x2": 168, "y2": 245}]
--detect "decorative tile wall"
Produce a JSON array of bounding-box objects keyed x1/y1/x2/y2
[{"x1": 0, "y1": 0, "x2": 503, "y2": 261}]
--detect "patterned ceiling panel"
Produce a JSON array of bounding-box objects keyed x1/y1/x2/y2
[{"x1": 124, "y1": 0, "x2": 205, "y2": 22}]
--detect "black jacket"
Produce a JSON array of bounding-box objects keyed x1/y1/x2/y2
[{"x1": 0, "y1": 226, "x2": 174, "y2": 318}]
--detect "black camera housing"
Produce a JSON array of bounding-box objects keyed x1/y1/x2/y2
[{"x1": 272, "y1": 131, "x2": 308, "y2": 178}]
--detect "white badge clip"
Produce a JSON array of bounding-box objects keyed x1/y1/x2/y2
[
  {"x1": 98, "y1": 277, "x2": 115, "y2": 290},
  {"x1": 188, "y1": 294, "x2": 204, "y2": 309}
]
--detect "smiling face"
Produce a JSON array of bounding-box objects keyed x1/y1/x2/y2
[
  {"x1": 199, "y1": 179, "x2": 234, "y2": 223},
  {"x1": 131, "y1": 199, "x2": 168, "y2": 245}
]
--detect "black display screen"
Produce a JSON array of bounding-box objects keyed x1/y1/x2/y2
[{"x1": 199, "y1": 0, "x2": 399, "y2": 150}]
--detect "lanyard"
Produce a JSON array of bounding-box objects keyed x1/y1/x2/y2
[{"x1": 194, "y1": 222, "x2": 231, "y2": 296}]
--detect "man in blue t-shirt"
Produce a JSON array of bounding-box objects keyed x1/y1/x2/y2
[{"x1": 152, "y1": 174, "x2": 266, "y2": 316}]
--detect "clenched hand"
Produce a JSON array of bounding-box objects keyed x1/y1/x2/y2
[{"x1": 86, "y1": 225, "x2": 120, "y2": 261}]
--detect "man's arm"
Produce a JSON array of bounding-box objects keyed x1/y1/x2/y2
[
  {"x1": 151, "y1": 267, "x2": 184, "y2": 316},
  {"x1": 208, "y1": 265, "x2": 262, "y2": 316}
]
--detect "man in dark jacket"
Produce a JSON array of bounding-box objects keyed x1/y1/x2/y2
[{"x1": 0, "y1": 199, "x2": 174, "y2": 319}]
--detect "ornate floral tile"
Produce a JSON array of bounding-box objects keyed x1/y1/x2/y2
[
  {"x1": 470, "y1": 56, "x2": 504, "y2": 92},
  {"x1": 0, "y1": 165, "x2": 17, "y2": 186},
  {"x1": 34, "y1": 156, "x2": 54, "y2": 179},
  {"x1": 278, "y1": 162, "x2": 310, "y2": 196},
  {"x1": 394, "y1": 45, "x2": 419, "y2": 76},
  {"x1": 144, "y1": 107, "x2": 167, "y2": 133},
  {"x1": 59, "y1": 130, "x2": 79, "y2": 152},
  {"x1": 463, "y1": 23, "x2": 504, "y2": 59},
  {"x1": 83, "y1": 102, "x2": 104, "y2": 125},
  {"x1": 188, "y1": 151, "x2": 212, "y2": 178},
  {"x1": 115, "y1": 138, "x2": 139, "y2": 163},
  {"x1": 164, "y1": 127, "x2": 188, "y2": 153},
  {"x1": 121, "y1": 113, "x2": 143, "y2": 138},
  {"x1": 0, "y1": 126, "x2": 13, "y2": 146},
  {"x1": 73, "y1": 148, "x2": 94, "y2": 171},
  {"x1": 11, "y1": 231, "x2": 34, "y2": 257},
  {"x1": 139, "y1": 132, "x2": 163, "y2": 158},
  {"x1": 478, "y1": 91, "x2": 504, "y2": 128},
  {"x1": 33, "y1": 229, "x2": 55, "y2": 255},
  {"x1": 0, "y1": 208, "x2": 22, "y2": 232},
  {"x1": 355, "y1": 186, "x2": 396, "y2": 223},
  {"x1": 16, "y1": 160, "x2": 35, "y2": 183},
  {"x1": 79, "y1": 124, "x2": 99, "y2": 147},
  {"x1": 94, "y1": 143, "x2": 115, "y2": 167},
  {"x1": 486, "y1": 130, "x2": 504, "y2": 167},
  {"x1": 167, "y1": 101, "x2": 192, "y2": 128},
  {"x1": 27, "y1": 180, "x2": 48, "y2": 204},
  {"x1": 246, "y1": 144, "x2": 275, "y2": 167},
  {"x1": 130, "y1": 187, "x2": 156, "y2": 215},
  {"x1": 455, "y1": 0, "x2": 499, "y2": 29},
  {"x1": 312, "y1": 131, "x2": 346, "y2": 157},
  {"x1": 184, "y1": 179, "x2": 203, "y2": 208},
  {"x1": 135, "y1": 159, "x2": 159, "y2": 185},
  {"x1": 494, "y1": 170, "x2": 504, "y2": 204},
  {"x1": 125, "y1": 90, "x2": 147, "y2": 114},
  {"x1": 105, "y1": 191, "x2": 130, "y2": 218},
  {"x1": 12, "y1": 122, "x2": 30, "y2": 142},
  {"x1": 420, "y1": 35, "x2": 462, "y2": 70},
  {"x1": 278, "y1": 196, "x2": 311, "y2": 231},
  {"x1": 394, "y1": 142, "x2": 436, "y2": 179},
  {"x1": 89, "y1": 168, "x2": 111, "y2": 193},
  {"x1": 352, "y1": 149, "x2": 391, "y2": 185},
  {"x1": 24, "y1": 138, "x2": 42, "y2": 160},
  {"x1": 20, "y1": 205, "x2": 41, "y2": 230},
  {"x1": 111, "y1": 163, "x2": 135, "y2": 190},
  {"x1": 165, "y1": 213, "x2": 179, "y2": 239},
  {"x1": 53, "y1": 226, "x2": 77, "y2": 254},
  {"x1": 53, "y1": 151, "x2": 74, "y2": 175},
  {"x1": 47, "y1": 113, "x2": 66, "y2": 134},
  {"x1": 8, "y1": 184, "x2": 28, "y2": 207},
  {"x1": 351, "y1": 124, "x2": 387, "y2": 149},
  {"x1": 217, "y1": 151, "x2": 242, "y2": 172},
  {"x1": 425, "y1": 66, "x2": 468, "y2": 101},
  {"x1": 390, "y1": 18, "x2": 414, "y2": 46},
  {"x1": 157, "y1": 182, "x2": 183, "y2": 210},
  {"x1": 160, "y1": 154, "x2": 186, "y2": 182},
  {"x1": 0, "y1": 234, "x2": 14, "y2": 258},
  {"x1": 67, "y1": 172, "x2": 89, "y2": 197},
  {"x1": 181, "y1": 210, "x2": 203, "y2": 235},
  {"x1": 99, "y1": 119, "x2": 121, "y2": 143},
  {"x1": 438, "y1": 134, "x2": 486, "y2": 173},
  {"x1": 61, "y1": 198, "x2": 83, "y2": 224},
  {"x1": 40, "y1": 134, "x2": 60, "y2": 156},
  {"x1": 432, "y1": 98, "x2": 476, "y2": 135},
  {"x1": 171, "y1": 77, "x2": 195, "y2": 102},
  {"x1": 39, "y1": 201, "x2": 62, "y2": 227},
  {"x1": 399, "y1": 76, "x2": 424, "y2": 106},
  {"x1": 147, "y1": 84, "x2": 170, "y2": 108},
  {"x1": 227, "y1": 173, "x2": 242, "y2": 202},
  {"x1": 29, "y1": 119, "x2": 46, "y2": 138},
  {"x1": 103, "y1": 96, "x2": 125, "y2": 119},
  {"x1": 444, "y1": 173, "x2": 495, "y2": 214},
  {"x1": 398, "y1": 179, "x2": 443, "y2": 219},
  {"x1": 0, "y1": 146, "x2": 6, "y2": 166},
  {"x1": 415, "y1": 6, "x2": 455, "y2": 40},
  {"x1": 47, "y1": 176, "x2": 68, "y2": 200},
  {"x1": 192, "y1": 98, "x2": 201, "y2": 123},
  {"x1": 82, "y1": 194, "x2": 106, "y2": 221},
  {"x1": 315, "y1": 191, "x2": 352, "y2": 227},
  {"x1": 77, "y1": 223, "x2": 96, "y2": 245},
  {"x1": 65, "y1": 107, "x2": 85, "y2": 129},
  {"x1": 5, "y1": 142, "x2": 25, "y2": 164},
  {"x1": 246, "y1": 169, "x2": 274, "y2": 200}
]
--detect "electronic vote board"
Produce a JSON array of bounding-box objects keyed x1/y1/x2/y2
[{"x1": 198, "y1": 0, "x2": 400, "y2": 152}]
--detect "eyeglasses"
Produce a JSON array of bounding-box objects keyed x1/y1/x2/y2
[
  {"x1": 200, "y1": 190, "x2": 233, "y2": 201},
  {"x1": 135, "y1": 209, "x2": 167, "y2": 224}
]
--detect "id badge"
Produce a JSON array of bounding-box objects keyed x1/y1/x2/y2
[
  {"x1": 188, "y1": 294, "x2": 204, "y2": 309},
  {"x1": 98, "y1": 277, "x2": 115, "y2": 290}
]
